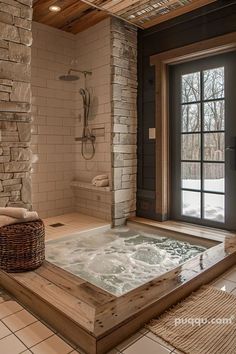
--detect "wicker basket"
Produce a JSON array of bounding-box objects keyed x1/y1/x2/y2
[{"x1": 0, "y1": 219, "x2": 45, "y2": 272}]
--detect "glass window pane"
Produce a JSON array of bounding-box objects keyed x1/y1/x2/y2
[
  {"x1": 182, "y1": 104, "x2": 201, "y2": 132},
  {"x1": 182, "y1": 191, "x2": 201, "y2": 218},
  {"x1": 182, "y1": 72, "x2": 200, "y2": 103},
  {"x1": 204, "y1": 193, "x2": 225, "y2": 223},
  {"x1": 203, "y1": 67, "x2": 224, "y2": 100},
  {"x1": 182, "y1": 162, "x2": 201, "y2": 190},
  {"x1": 204, "y1": 133, "x2": 224, "y2": 161},
  {"x1": 203, "y1": 163, "x2": 225, "y2": 193},
  {"x1": 204, "y1": 101, "x2": 225, "y2": 131},
  {"x1": 181, "y1": 134, "x2": 201, "y2": 160}
]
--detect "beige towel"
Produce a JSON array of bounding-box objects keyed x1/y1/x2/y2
[
  {"x1": 0, "y1": 207, "x2": 28, "y2": 219},
  {"x1": 0, "y1": 211, "x2": 39, "y2": 228},
  {"x1": 92, "y1": 174, "x2": 108, "y2": 185},
  {"x1": 94, "y1": 179, "x2": 109, "y2": 187}
]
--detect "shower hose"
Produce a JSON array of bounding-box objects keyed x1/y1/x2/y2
[{"x1": 80, "y1": 88, "x2": 95, "y2": 160}]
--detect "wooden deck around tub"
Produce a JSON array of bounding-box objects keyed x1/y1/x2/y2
[{"x1": 0, "y1": 225, "x2": 236, "y2": 354}]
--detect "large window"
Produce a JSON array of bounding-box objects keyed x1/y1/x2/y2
[{"x1": 180, "y1": 67, "x2": 225, "y2": 222}]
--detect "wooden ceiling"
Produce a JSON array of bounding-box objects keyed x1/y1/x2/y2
[
  {"x1": 33, "y1": 0, "x2": 108, "y2": 34},
  {"x1": 33, "y1": 0, "x2": 217, "y2": 34}
]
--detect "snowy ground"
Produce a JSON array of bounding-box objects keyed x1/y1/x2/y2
[{"x1": 182, "y1": 178, "x2": 224, "y2": 222}]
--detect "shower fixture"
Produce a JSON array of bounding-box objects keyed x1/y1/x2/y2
[
  {"x1": 59, "y1": 68, "x2": 95, "y2": 160},
  {"x1": 59, "y1": 69, "x2": 92, "y2": 82}
]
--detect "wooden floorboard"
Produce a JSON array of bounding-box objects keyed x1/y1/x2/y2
[
  {"x1": 130, "y1": 217, "x2": 236, "y2": 242},
  {"x1": 35, "y1": 262, "x2": 115, "y2": 307}
]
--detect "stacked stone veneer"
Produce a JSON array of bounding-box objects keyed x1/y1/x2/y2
[
  {"x1": 111, "y1": 18, "x2": 137, "y2": 226},
  {"x1": 0, "y1": 0, "x2": 32, "y2": 208}
]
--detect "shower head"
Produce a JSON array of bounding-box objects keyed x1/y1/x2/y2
[{"x1": 59, "y1": 73, "x2": 80, "y2": 81}]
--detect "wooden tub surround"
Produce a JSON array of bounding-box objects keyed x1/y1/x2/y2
[{"x1": 0, "y1": 221, "x2": 235, "y2": 354}]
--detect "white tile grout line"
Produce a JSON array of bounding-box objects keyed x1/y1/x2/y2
[
  {"x1": 114, "y1": 331, "x2": 146, "y2": 352},
  {"x1": 143, "y1": 332, "x2": 175, "y2": 352}
]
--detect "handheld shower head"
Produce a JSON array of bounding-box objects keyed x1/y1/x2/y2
[{"x1": 79, "y1": 88, "x2": 86, "y2": 96}]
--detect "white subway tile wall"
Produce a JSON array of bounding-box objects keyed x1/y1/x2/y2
[{"x1": 31, "y1": 22, "x2": 77, "y2": 218}]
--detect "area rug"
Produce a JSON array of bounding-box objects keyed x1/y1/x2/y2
[{"x1": 147, "y1": 286, "x2": 236, "y2": 354}]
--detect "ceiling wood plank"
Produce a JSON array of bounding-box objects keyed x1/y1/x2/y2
[
  {"x1": 141, "y1": 0, "x2": 217, "y2": 28},
  {"x1": 46, "y1": 2, "x2": 91, "y2": 28},
  {"x1": 33, "y1": 0, "x2": 217, "y2": 34},
  {"x1": 62, "y1": 9, "x2": 108, "y2": 34}
]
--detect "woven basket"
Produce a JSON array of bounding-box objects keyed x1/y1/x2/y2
[{"x1": 0, "y1": 219, "x2": 45, "y2": 272}]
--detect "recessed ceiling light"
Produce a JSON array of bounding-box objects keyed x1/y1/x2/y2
[{"x1": 49, "y1": 5, "x2": 61, "y2": 12}]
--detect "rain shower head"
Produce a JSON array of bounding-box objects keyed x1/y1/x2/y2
[
  {"x1": 59, "y1": 73, "x2": 80, "y2": 81},
  {"x1": 59, "y1": 68, "x2": 92, "y2": 82}
]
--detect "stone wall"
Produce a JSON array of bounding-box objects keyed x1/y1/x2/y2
[
  {"x1": 111, "y1": 18, "x2": 138, "y2": 226},
  {"x1": 0, "y1": 0, "x2": 32, "y2": 208}
]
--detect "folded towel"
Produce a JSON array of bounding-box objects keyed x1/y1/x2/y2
[
  {"x1": 0, "y1": 211, "x2": 39, "y2": 228},
  {"x1": 94, "y1": 179, "x2": 109, "y2": 187},
  {"x1": 92, "y1": 174, "x2": 108, "y2": 185},
  {"x1": 0, "y1": 207, "x2": 28, "y2": 219}
]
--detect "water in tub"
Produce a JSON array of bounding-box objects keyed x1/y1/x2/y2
[{"x1": 46, "y1": 227, "x2": 207, "y2": 296}]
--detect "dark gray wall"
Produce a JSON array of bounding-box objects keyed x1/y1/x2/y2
[{"x1": 137, "y1": 0, "x2": 236, "y2": 219}]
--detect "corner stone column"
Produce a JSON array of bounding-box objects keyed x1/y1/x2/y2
[
  {"x1": 111, "y1": 18, "x2": 138, "y2": 226},
  {"x1": 0, "y1": 0, "x2": 32, "y2": 208}
]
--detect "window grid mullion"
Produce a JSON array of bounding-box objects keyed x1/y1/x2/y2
[{"x1": 200, "y1": 70, "x2": 204, "y2": 219}]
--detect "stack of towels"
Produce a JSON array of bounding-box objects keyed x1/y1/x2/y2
[
  {"x1": 0, "y1": 207, "x2": 39, "y2": 228},
  {"x1": 92, "y1": 174, "x2": 109, "y2": 187}
]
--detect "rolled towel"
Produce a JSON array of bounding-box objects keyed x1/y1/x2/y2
[
  {"x1": 0, "y1": 215, "x2": 18, "y2": 228},
  {"x1": 0, "y1": 207, "x2": 28, "y2": 219},
  {"x1": 0, "y1": 211, "x2": 39, "y2": 228},
  {"x1": 94, "y1": 179, "x2": 109, "y2": 187},
  {"x1": 22, "y1": 211, "x2": 39, "y2": 222},
  {"x1": 92, "y1": 174, "x2": 108, "y2": 185}
]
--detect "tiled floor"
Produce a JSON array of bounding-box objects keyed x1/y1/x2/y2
[
  {"x1": 43, "y1": 213, "x2": 110, "y2": 241},
  {"x1": 0, "y1": 265, "x2": 235, "y2": 354}
]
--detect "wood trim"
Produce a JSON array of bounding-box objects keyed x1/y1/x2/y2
[{"x1": 150, "y1": 32, "x2": 236, "y2": 219}]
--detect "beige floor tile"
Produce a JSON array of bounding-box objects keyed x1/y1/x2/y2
[
  {"x1": 3, "y1": 309, "x2": 37, "y2": 332},
  {"x1": 15, "y1": 321, "x2": 53, "y2": 348},
  {"x1": 145, "y1": 331, "x2": 175, "y2": 351},
  {"x1": 0, "y1": 301, "x2": 22, "y2": 320},
  {"x1": 122, "y1": 335, "x2": 172, "y2": 354},
  {"x1": 31, "y1": 334, "x2": 73, "y2": 354},
  {"x1": 0, "y1": 333, "x2": 27, "y2": 354},
  {"x1": 21, "y1": 351, "x2": 32, "y2": 354},
  {"x1": 116, "y1": 331, "x2": 144, "y2": 351},
  {"x1": 212, "y1": 278, "x2": 236, "y2": 293},
  {"x1": 222, "y1": 267, "x2": 236, "y2": 283},
  {"x1": 43, "y1": 212, "x2": 109, "y2": 241},
  {"x1": 0, "y1": 321, "x2": 11, "y2": 339}
]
